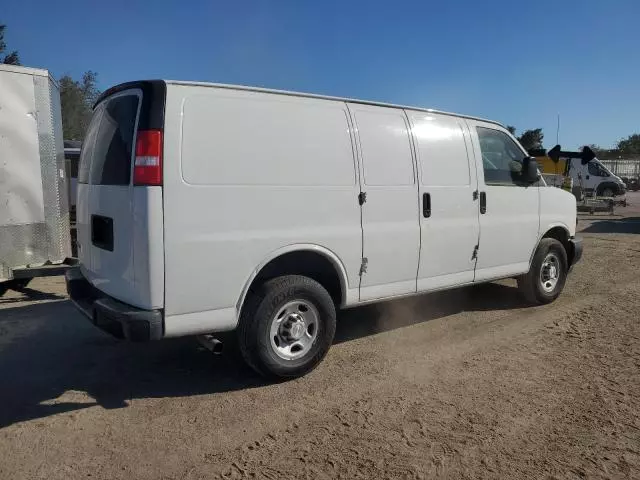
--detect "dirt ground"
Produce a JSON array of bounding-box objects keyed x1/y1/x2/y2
[{"x1": 1, "y1": 194, "x2": 640, "y2": 480}]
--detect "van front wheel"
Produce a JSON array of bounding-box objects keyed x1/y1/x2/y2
[
  {"x1": 518, "y1": 238, "x2": 568, "y2": 305},
  {"x1": 238, "y1": 275, "x2": 336, "y2": 379}
]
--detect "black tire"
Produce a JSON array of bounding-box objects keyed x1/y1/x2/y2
[
  {"x1": 238, "y1": 275, "x2": 336, "y2": 379},
  {"x1": 600, "y1": 187, "x2": 614, "y2": 198},
  {"x1": 518, "y1": 238, "x2": 568, "y2": 305}
]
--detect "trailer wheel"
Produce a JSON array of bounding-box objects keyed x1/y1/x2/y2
[
  {"x1": 238, "y1": 275, "x2": 336, "y2": 379},
  {"x1": 518, "y1": 238, "x2": 568, "y2": 305}
]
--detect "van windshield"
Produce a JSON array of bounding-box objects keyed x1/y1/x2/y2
[
  {"x1": 77, "y1": 94, "x2": 139, "y2": 185},
  {"x1": 588, "y1": 161, "x2": 611, "y2": 177}
]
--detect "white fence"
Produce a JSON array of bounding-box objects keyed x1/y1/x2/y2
[{"x1": 599, "y1": 159, "x2": 640, "y2": 179}]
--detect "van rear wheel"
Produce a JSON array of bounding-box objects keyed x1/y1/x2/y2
[
  {"x1": 238, "y1": 275, "x2": 336, "y2": 379},
  {"x1": 517, "y1": 238, "x2": 568, "y2": 305}
]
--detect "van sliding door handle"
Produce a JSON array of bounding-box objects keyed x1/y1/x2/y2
[
  {"x1": 423, "y1": 193, "x2": 431, "y2": 218},
  {"x1": 480, "y1": 192, "x2": 487, "y2": 214}
]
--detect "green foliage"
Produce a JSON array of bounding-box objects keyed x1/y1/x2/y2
[
  {"x1": 505, "y1": 125, "x2": 544, "y2": 150},
  {"x1": 509, "y1": 126, "x2": 640, "y2": 159},
  {"x1": 585, "y1": 134, "x2": 640, "y2": 159},
  {"x1": 517, "y1": 128, "x2": 544, "y2": 151},
  {"x1": 0, "y1": 24, "x2": 20, "y2": 65},
  {"x1": 60, "y1": 71, "x2": 101, "y2": 141},
  {"x1": 586, "y1": 144, "x2": 616, "y2": 159},
  {"x1": 617, "y1": 134, "x2": 640, "y2": 155}
]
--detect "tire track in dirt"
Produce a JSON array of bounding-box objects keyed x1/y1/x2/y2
[
  {"x1": 169, "y1": 276, "x2": 640, "y2": 480},
  {"x1": 1, "y1": 229, "x2": 639, "y2": 480}
]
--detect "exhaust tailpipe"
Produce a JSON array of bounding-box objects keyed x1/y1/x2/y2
[{"x1": 197, "y1": 334, "x2": 224, "y2": 355}]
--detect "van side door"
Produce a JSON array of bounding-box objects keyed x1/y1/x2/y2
[
  {"x1": 347, "y1": 104, "x2": 420, "y2": 301},
  {"x1": 467, "y1": 121, "x2": 540, "y2": 281},
  {"x1": 408, "y1": 111, "x2": 480, "y2": 291}
]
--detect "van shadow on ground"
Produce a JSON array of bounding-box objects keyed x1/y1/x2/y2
[
  {"x1": 581, "y1": 216, "x2": 640, "y2": 234},
  {"x1": 0, "y1": 282, "x2": 526, "y2": 428}
]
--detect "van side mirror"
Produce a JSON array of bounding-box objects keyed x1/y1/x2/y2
[{"x1": 522, "y1": 157, "x2": 539, "y2": 184}]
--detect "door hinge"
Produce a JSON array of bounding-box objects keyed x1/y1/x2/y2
[
  {"x1": 358, "y1": 191, "x2": 367, "y2": 205},
  {"x1": 473, "y1": 190, "x2": 479, "y2": 200},
  {"x1": 359, "y1": 257, "x2": 368, "y2": 276},
  {"x1": 471, "y1": 245, "x2": 479, "y2": 260}
]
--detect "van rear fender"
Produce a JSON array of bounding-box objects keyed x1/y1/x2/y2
[{"x1": 236, "y1": 245, "x2": 351, "y2": 315}]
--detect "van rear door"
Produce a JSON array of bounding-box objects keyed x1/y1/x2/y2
[
  {"x1": 77, "y1": 84, "x2": 165, "y2": 310},
  {"x1": 77, "y1": 90, "x2": 140, "y2": 305}
]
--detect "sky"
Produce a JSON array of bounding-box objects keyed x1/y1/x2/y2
[{"x1": 3, "y1": 0, "x2": 639, "y2": 149}]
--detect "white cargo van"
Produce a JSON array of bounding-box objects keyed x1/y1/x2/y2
[
  {"x1": 66, "y1": 80, "x2": 583, "y2": 378},
  {"x1": 573, "y1": 158, "x2": 626, "y2": 197},
  {"x1": 541, "y1": 146, "x2": 626, "y2": 198}
]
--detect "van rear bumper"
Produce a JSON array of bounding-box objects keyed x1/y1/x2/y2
[{"x1": 65, "y1": 267, "x2": 163, "y2": 341}]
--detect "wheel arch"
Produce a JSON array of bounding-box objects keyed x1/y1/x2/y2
[
  {"x1": 530, "y1": 224, "x2": 572, "y2": 267},
  {"x1": 236, "y1": 244, "x2": 350, "y2": 316},
  {"x1": 596, "y1": 181, "x2": 622, "y2": 197}
]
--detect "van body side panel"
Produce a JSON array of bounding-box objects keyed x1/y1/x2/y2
[
  {"x1": 539, "y1": 187, "x2": 576, "y2": 238},
  {"x1": 162, "y1": 85, "x2": 362, "y2": 332},
  {"x1": 132, "y1": 187, "x2": 164, "y2": 309},
  {"x1": 466, "y1": 120, "x2": 540, "y2": 281},
  {"x1": 347, "y1": 103, "x2": 420, "y2": 301},
  {"x1": 164, "y1": 308, "x2": 237, "y2": 337},
  {"x1": 409, "y1": 111, "x2": 480, "y2": 292}
]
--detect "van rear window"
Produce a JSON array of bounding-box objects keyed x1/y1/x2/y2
[{"x1": 78, "y1": 94, "x2": 139, "y2": 185}]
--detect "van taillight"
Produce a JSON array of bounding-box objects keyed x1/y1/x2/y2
[{"x1": 134, "y1": 129, "x2": 163, "y2": 186}]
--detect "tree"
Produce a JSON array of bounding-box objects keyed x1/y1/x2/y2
[
  {"x1": 517, "y1": 128, "x2": 544, "y2": 151},
  {"x1": 585, "y1": 144, "x2": 616, "y2": 159},
  {"x1": 60, "y1": 71, "x2": 101, "y2": 141},
  {"x1": 506, "y1": 125, "x2": 516, "y2": 135},
  {"x1": 0, "y1": 24, "x2": 20, "y2": 65},
  {"x1": 617, "y1": 133, "x2": 640, "y2": 155}
]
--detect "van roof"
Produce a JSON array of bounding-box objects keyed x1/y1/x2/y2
[
  {"x1": 168, "y1": 80, "x2": 504, "y2": 127},
  {"x1": 98, "y1": 79, "x2": 504, "y2": 128}
]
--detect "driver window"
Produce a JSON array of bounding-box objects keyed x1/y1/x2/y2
[{"x1": 477, "y1": 127, "x2": 528, "y2": 186}]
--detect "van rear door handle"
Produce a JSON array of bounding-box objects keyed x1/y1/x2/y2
[
  {"x1": 480, "y1": 192, "x2": 487, "y2": 214},
  {"x1": 423, "y1": 193, "x2": 431, "y2": 218}
]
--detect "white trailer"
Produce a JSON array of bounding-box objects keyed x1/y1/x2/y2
[{"x1": 0, "y1": 64, "x2": 72, "y2": 293}]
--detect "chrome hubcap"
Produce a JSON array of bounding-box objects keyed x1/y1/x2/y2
[
  {"x1": 540, "y1": 253, "x2": 560, "y2": 293},
  {"x1": 270, "y1": 300, "x2": 319, "y2": 360}
]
